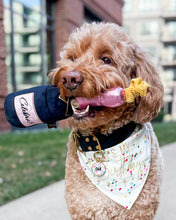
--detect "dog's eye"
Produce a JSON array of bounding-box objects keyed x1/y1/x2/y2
[
  {"x1": 68, "y1": 56, "x2": 76, "y2": 62},
  {"x1": 101, "y1": 57, "x2": 111, "y2": 64},
  {"x1": 70, "y1": 57, "x2": 75, "y2": 62}
]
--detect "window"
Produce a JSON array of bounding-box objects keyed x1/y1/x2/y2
[
  {"x1": 3, "y1": 0, "x2": 56, "y2": 92},
  {"x1": 169, "y1": 0, "x2": 176, "y2": 12},
  {"x1": 167, "y1": 21, "x2": 176, "y2": 37},
  {"x1": 165, "y1": 68, "x2": 176, "y2": 81},
  {"x1": 138, "y1": 0, "x2": 158, "y2": 12},
  {"x1": 123, "y1": 0, "x2": 132, "y2": 13},
  {"x1": 139, "y1": 21, "x2": 158, "y2": 36},
  {"x1": 166, "y1": 45, "x2": 176, "y2": 61},
  {"x1": 84, "y1": 7, "x2": 102, "y2": 23}
]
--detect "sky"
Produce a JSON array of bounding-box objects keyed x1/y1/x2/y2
[{"x1": 3, "y1": 0, "x2": 41, "y2": 8}]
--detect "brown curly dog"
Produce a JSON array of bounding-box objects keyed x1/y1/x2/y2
[{"x1": 50, "y1": 22, "x2": 164, "y2": 220}]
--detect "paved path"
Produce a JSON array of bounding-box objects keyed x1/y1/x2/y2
[
  {"x1": 0, "y1": 143, "x2": 176, "y2": 220},
  {"x1": 0, "y1": 180, "x2": 71, "y2": 220},
  {"x1": 155, "y1": 142, "x2": 176, "y2": 220}
]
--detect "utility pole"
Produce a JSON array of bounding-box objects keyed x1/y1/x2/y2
[
  {"x1": 40, "y1": 0, "x2": 47, "y2": 85},
  {"x1": 10, "y1": 0, "x2": 17, "y2": 91}
]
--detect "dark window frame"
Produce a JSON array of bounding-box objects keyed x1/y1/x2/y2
[{"x1": 3, "y1": 0, "x2": 56, "y2": 92}]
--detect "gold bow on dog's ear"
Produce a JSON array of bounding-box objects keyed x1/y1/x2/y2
[{"x1": 124, "y1": 78, "x2": 150, "y2": 103}]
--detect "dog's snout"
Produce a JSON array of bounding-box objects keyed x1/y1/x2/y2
[{"x1": 61, "y1": 71, "x2": 83, "y2": 90}]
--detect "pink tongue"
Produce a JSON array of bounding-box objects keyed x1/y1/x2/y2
[{"x1": 76, "y1": 87, "x2": 125, "y2": 109}]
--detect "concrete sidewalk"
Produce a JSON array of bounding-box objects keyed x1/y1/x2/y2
[
  {"x1": 0, "y1": 180, "x2": 71, "y2": 220},
  {"x1": 155, "y1": 142, "x2": 176, "y2": 220},
  {"x1": 0, "y1": 143, "x2": 176, "y2": 220}
]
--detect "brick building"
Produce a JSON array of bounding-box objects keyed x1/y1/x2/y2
[
  {"x1": 0, "y1": 0, "x2": 11, "y2": 132},
  {"x1": 0, "y1": 0, "x2": 123, "y2": 132},
  {"x1": 55, "y1": 0, "x2": 123, "y2": 56}
]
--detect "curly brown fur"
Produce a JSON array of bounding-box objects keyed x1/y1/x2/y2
[{"x1": 49, "y1": 22, "x2": 164, "y2": 219}]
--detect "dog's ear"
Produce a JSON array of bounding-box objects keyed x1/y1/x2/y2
[{"x1": 132, "y1": 44, "x2": 164, "y2": 123}]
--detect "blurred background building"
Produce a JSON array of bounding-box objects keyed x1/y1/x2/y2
[
  {"x1": 123, "y1": 0, "x2": 176, "y2": 120},
  {"x1": 0, "y1": 0, "x2": 123, "y2": 131}
]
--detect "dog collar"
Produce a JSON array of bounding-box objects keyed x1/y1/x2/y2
[{"x1": 72, "y1": 122, "x2": 137, "y2": 152}]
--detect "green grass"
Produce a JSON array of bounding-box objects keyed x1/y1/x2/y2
[
  {"x1": 153, "y1": 122, "x2": 176, "y2": 146},
  {"x1": 0, "y1": 129, "x2": 70, "y2": 206},
  {"x1": 0, "y1": 122, "x2": 175, "y2": 205}
]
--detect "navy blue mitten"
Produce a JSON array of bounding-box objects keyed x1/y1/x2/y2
[{"x1": 4, "y1": 85, "x2": 72, "y2": 128}]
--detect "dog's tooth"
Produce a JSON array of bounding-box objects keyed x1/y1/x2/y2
[
  {"x1": 85, "y1": 105, "x2": 90, "y2": 113},
  {"x1": 71, "y1": 103, "x2": 76, "y2": 113}
]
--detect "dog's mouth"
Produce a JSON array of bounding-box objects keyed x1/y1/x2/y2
[{"x1": 71, "y1": 99, "x2": 103, "y2": 119}]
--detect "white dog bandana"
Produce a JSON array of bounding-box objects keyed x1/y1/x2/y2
[{"x1": 77, "y1": 124, "x2": 151, "y2": 209}]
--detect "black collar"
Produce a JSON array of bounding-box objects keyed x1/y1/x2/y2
[{"x1": 73, "y1": 122, "x2": 137, "y2": 152}]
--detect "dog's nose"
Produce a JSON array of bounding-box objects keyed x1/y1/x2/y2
[{"x1": 61, "y1": 71, "x2": 83, "y2": 90}]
